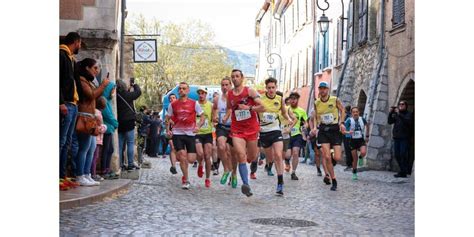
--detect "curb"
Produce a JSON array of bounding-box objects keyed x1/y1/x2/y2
[{"x1": 60, "y1": 179, "x2": 132, "y2": 210}]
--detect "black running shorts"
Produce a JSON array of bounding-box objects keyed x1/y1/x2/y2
[
  {"x1": 196, "y1": 133, "x2": 213, "y2": 145},
  {"x1": 350, "y1": 138, "x2": 366, "y2": 150},
  {"x1": 259, "y1": 130, "x2": 283, "y2": 148},
  {"x1": 317, "y1": 124, "x2": 342, "y2": 146},
  {"x1": 216, "y1": 124, "x2": 232, "y2": 146},
  {"x1": 172, "y1": 135, "x2": 196, "y2": 153},
  {"x1": 289, "y1": 134, "x2": 306, "y2": 149}
]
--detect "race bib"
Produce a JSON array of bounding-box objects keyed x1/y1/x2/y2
[
  {"x1": 291, "y1": 127, "x2": 299, "y2": 135},
  {"x1": 261, "y1": 112, "x2": 276, "y2": 123},
  {"x1": 321, "y1": 113, "x2": 334, "y2": 125},
  {"x1": 201, "y1": 119, "x2": 209, "y2": 129},
  {"x1": 235, "y1": 110, "x2": 251, "y2": 121},
  {"x1": 353, "y1": 130, "x2": 362, "y2": 139}
]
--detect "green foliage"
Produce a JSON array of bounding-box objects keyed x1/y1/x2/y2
[{"x1": 126, "y1": 14, "x2": 233, "y2": 111}]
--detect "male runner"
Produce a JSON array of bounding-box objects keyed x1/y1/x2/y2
[
  {"x1": 313, "y1": 81, "x2": 346, "y2": 191},
  {"x1": 166, "y1": 82, "x2": 205, "y2": 189},
  {"x1": 223, "y1": 69, "x2": 265, "y2": 197},
  {"x1": 288, "y1": 92, "x2": 308, "y2": 180},
  {"x1": 195, "y1": 87, "x2": 214, "y2": 188},
  {"x1": 166, "y1": 93, "x2": 178, "y2": 174},
  {"x1": 258, "y1": 77, "x2": 292, "y2": 195},
  {"x1": 345, "y1": 106, "x2": 370, "y2": 180},
  {"x1": 212, "y1": 77, "x2": 238, "y2": 188}
]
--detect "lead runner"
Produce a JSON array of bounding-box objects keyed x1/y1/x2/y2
[{"x1": 223, "y1": 69, "x2": 265, "y2": 197}]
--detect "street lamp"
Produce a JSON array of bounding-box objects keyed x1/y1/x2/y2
[
  {"x1": 316, "y1": 0, "x2": 330, "y2": 35},
  {"x1": 266, "y1": 53, "x2": 282, "y2": 82}
]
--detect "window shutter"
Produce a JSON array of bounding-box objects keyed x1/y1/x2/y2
[{"x1": 393, "y1": 0, "x2": 405, "y2": 26}]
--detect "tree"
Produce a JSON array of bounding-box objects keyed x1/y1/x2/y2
[{"x1": 126, "y1": 14, "x2": 233, "y2": 111}]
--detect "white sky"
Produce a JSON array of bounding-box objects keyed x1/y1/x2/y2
[{"x1": 127, "y1": 0, "x2": 264, "y2": 55}]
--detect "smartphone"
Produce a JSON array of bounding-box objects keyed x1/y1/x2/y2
[
  {"x1": 130, "y1": 78, "x2": 135, "y2": 84},
  {"x1": 106, "y1": 72, "x2": 110, "y2": 78}
]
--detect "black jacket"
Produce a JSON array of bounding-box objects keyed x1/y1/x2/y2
[
  {"x1": 388, "y1": 110, "x2": 414, "y2": 139},
  {"x1": 59, "y1": 49, "x2": 82, "y2": 104},
  {"x1": 117, "y1": 84, "x2": 142, "y2": 132}
]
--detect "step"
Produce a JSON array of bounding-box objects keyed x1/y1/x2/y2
[{"x1": 60, "y1": 179, "x2": 132, "y2": 210}]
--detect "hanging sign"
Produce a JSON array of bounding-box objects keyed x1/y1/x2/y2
[{"x1": 133, "y1": 39, "x2": 157, "y2": 63}]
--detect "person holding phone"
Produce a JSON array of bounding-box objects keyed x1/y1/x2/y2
[{"x1": 388, "y1": 100, "x2": 414, "y2": 178}]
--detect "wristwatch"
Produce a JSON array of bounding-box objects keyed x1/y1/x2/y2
[{"x1": 249, "y1": 106, "x2": 253, "y2": 111}]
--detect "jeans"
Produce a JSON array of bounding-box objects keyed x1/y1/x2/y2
[
  {"x1": 69, "y1": 131, "x2": 79, "y2": 176},
  {"x1": 76, "y1": 133, "x2": 97, "y2": 176},
  {"x1": 60, "y1": 103, "x2": 78, "y2": 178},
  {"x1": 394, "y1": 138, "x2": 410, "y2": 175},
  {"x1": 119, "y1": 129, "x2": 135, "y2": 167}
]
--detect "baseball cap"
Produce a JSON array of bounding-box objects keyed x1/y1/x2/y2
[
  {"x1": 197, "y1": 86, "x2": 208, "y2": 94},
  {"x1": 318, "y1": 81, "x2": 329, "y2": 88}
]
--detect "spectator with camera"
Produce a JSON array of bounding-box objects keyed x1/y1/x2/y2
[
  {"x1": 116, "y1": 78, "x2": 142, "y2": 171},
  {"x1": 388, "y1": 100, "x2": 414, "y2": 178}
]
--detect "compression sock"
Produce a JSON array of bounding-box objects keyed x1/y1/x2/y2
[{"x1": 238, "y1": 163, "x2": 249, "y2": 185}]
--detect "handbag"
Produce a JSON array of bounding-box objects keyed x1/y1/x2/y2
[{"x1": 76, "y1": 112, "x2": 100, "y2": 136}]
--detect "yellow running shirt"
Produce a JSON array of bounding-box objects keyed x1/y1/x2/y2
[
  {"x1": 197, "y1": 101, "x2": 213, "y2": 134},
  {"x1": 314, "y1": 96, "x2": 339, "y2": 125},
  {"x1": 259, "y1": 94, "x2": 282, "y2": 133}
]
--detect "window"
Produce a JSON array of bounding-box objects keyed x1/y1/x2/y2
[
  {"x1": 358, "y1": 0, "x2": 368, "y2": 44},
  {"x1": 392, "y1": 0, "x2": 405, "y2": 27},
  {"x1": 347, "y1": 0, "x2": 354, "y2": 50}
]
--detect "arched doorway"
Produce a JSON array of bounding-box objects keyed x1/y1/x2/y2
[
  {"x1": 357, "y1": 90, "x2": 367, "y2": 116},
  {"x1": 399, "y1": 80, "x2": 415, "y2": 174}
]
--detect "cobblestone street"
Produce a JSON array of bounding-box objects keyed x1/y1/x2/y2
[{"x1": 60, "y1": 157, "x2": 414, "y2": 236}]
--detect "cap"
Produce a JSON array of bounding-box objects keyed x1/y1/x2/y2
[
  {"x1": 318, "y1": 81, "x2": 329, "y2": 88},
  {"x1": 197, "y1": 86, "x2": 208, "y2": 94}
]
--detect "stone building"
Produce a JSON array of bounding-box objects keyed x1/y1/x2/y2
[{"x1": 60, "y1": 0, "x2": 134, "y2": 173}]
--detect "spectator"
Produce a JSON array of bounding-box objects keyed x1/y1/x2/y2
[
  {"x1": 60, "y1": 32, "x2": 82, "y2": 181},
  {"x1": 388, "y1": 100, "x2": 414, "y2": 178},
  {"x1": 101, "y1": 82, "x2": 119, "y2": 179},
  {"x1": 116, "y1": 79, "x2": 142, "y2": 171},
  {"x1": 91, "y1": 97, "x2": 107, "y2": 181},
  {"x1": 76, "y1": 58, "x2": 110, "y2": 186},
  {"x1": 146, "y1": 112, "x2": 162, "y2": 158},
  {"x1": 138, "y1": 106, "x2": 152, "y2": 161}
]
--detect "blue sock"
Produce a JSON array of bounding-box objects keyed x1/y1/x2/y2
[{"x1": 238, "y1": 163, "x2": 249, "y2": 185}]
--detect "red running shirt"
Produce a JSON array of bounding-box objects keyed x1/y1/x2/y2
[
  {"x1": 168, "y1": 99, "x2": 202, "y2": 136},
  {"x1": 227, "y1": 86, "x2": 260, "y2": 133}
]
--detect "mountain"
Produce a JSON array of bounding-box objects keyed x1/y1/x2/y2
[{"x1": 222, "y1": 48, "x2": 257, "y2": 77}]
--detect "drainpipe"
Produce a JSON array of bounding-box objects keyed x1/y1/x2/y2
[
  {"x1": 366, "y1": 0, "x2": 385, "y2": 121},
  {"x1": 119, "y1": 0, "x2": 126, "y2": 80},
  {"x1": 307, "y1": 0, "x2": 318, "y2": 113}
]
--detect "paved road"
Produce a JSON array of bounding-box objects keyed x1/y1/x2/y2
[{"x1": 60, "y1": 157, "x2": 414, "y2": 236}]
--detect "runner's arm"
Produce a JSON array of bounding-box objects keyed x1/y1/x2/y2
[
  {"x1": 281, "y1": 97, "x2": 292, "y2": 123},
  {"x1": 336, "y1": 99, "x2": 346, "y2": 133},
  {"x1": 211, "y1": 97, "x2": 218, "y2": 123},
  {"x1": 223, "y1": 98, "x2": 232, "y2": 122},
  {"x1": 246, "y1": 88, "x2": 265, "y2": 112}
]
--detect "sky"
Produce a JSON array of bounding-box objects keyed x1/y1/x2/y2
[{"x1": 127, "y1": 0, "x2": 264, "y2": 55}]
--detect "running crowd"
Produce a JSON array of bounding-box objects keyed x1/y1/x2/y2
[{"x1": 60, "y1": 32, "x2": 414, "y2": 195}]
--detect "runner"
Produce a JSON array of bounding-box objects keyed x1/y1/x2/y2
[
  {"x1": 195, "y1": 87, "x2": 214, "y2": 188},
  {"x1": 308, "y1": 110, "x2": 324, "y2": 176},
  {"x1": 258, "y1": 77, "x2": 292, "y2": 195},
  {"x1": 166, "y1": 82, "x2": 205, "y2": 190},
  {"x1": 212, "y1": 77, "x2": 238, "y2": 188},
  {"x1": 345, "y1": 106, "x2": 370, "y2": 180},
  {"x1": 313, "y1": 81, "x2": 346, "y2": 191},
  {"x1": 223, "y1": 69, "x2": 265, "y2": 197},
  {"x1": 287, "y1": 92, "x2": 308, "y2": 181},
  {"x1": 166, "y1": 93, "x2": 178, "y2": 175}
]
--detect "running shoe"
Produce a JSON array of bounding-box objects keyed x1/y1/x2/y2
[
  {"x1": 330, "y1": 179, "x2": 337, "y2": 191},
  {"x1": 267, "y1": 169, "x2": 274, "y2": 176},
  {"x1": 352, "y1": 173, "x2": 358, "y2": 181},
  {"x1": 241, "y1": 184, "x2": 253, "y2": 197},
  {"x1": 231, "y1": 176, "x2": 238, "y2": 189},
  {"x1": 205, "y1": 179, "x2": 211, "y2": 188},
  {"x1": 276, "y1": 184, "x2": 284, "y2": 196},
  {"x1": 170, "y1": 166, "x2": 177, "y2": 174},
  {"x1": 197, "y1": 165, "x2": 204, "y2": 178},
  {"x1": 182, "y1": 181, "x2": 190, "y2": 190},
  {"x1": 220, "y1": 171, "x2": 230, "y2": 185},
  {"x1": 358, "y1": 157, "x2": 364, "y2": 167},
  {"x1": 213, "y1": 169, "x2": 219, "y2": 176},
  {"x1": 284, "y1": 163, "x2": 290, "y2": 172},
  {"x1": 250, "y1": 172, "x2": 257, "y2": 179},
  {"x1": 317, "y1": 170, "x2": 322, "y2": 177},
  {"x1": 290, "y1": 173, "x2": 299, "y2": 180},
  {"x1": 323, "y1": 174, "x2": 331, "y2": 185}
]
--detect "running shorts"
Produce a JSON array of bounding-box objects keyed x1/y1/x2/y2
[
  {"x1": 259, "y1": 130, "x2": 283, "y2": 148},
  {"x1": 196, "y1": 133, "x2": 213, "y2": 145},
  {"x1": 230, "y1": 129, "x2": 258, "y2": 142},
  {"x1": 317, "y1": 124, "x2": 342, "y2": 146},
  {"x1": 216, "y1": 124, "x2": 232, "y2": 146},
  {"x1": 350, "y1": 138, "x2": 366, "y2": 150},
  {"x1": 172, "y1": 135, "x2": 196, "y2": 153},
  {"x1": 289, "y1": 134, "x2": 306, "y2": 149}
]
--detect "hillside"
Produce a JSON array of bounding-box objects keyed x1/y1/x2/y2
[{"x1": 222, "y1": 48, "x2": 257, "y2": 77}]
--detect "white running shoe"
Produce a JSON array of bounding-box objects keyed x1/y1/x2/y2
[
  {"x1": 77, "y1": 175, "x2": 94, "y2": 186},
  {"x1": 86, "y1": 174, "x2": 100, "y2": 186},
  {"x1": 182, "y1": 182, "x2": 190, "y2": 190}
]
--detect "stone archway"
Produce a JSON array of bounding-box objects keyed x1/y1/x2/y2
[{"x1": 357, "y1": 90, "x2": 367, "y2": 116}]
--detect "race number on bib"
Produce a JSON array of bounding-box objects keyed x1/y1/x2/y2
[
  {"x1": 321, "y1": 113, "x2": 334, "y2": 125},
  {"x1": 353, "y1": 130, "x2": 362, "y2": 139},
  {"x1": 291, "y1": 127, "x2": 298, "y2": 135},
  {"x1": 262, "y1": 112, "x2": 276, "y2": 123},
  {"x1": 235, "y1": 110, "x2": 251, "y2": 121},
  {"x1": 201, "y1": 119, "x2": 209, "y2": 129}
]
